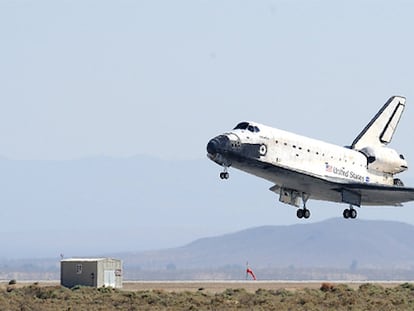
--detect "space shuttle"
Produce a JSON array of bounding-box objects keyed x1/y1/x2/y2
[{"x1": 207, "y1": 96, "x2": 414, "y2": 219}]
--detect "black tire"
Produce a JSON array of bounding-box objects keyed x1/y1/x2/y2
[
  {"x1": 304, "y1": 209, "x2": 310, "y2": 219},
  {"x1": 219, "y1": 173, "x2": 224, "y2": 179},
  {"x1": 343, "y1": 209, "x2": 350, "y2": 219},
  {"x1": 350, "y1": 209, "x2": 357, "y2": 219},
  {"x1": 297, "y1": 209, "x2": 304, "y2": 219}
]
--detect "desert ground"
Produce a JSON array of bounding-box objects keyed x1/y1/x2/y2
[
  {"x1": 1, "y1": 280, "x2": 406, "y2": 292},
  {"x1": 1, "y1": 280, "x2": 414, "y2": 310},
  {"x1": 121, "y1": 280, "x2": 404, "y2": 293},
  {"x1": 1, "y1": 280, "x2": 405, "y2": 292}
]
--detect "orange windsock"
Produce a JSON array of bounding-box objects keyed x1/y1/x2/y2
[{"x1": 246, "y1": 267, "x2": 256, "y2": 280}]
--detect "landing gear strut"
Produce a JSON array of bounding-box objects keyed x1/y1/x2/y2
[
  {"x1": 219, "y1": 166, "x2": 229, "y2": 180},
  {"x1": 343, "y1": 205, "x2": 357, "y2": 219},
  {"x1": 296, "y1": 193, "x2": 311, "y2": 219}
]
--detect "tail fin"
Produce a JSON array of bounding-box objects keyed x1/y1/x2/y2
[{"x1": 351, "y1": 96, "x2": 406, "y2": 150}]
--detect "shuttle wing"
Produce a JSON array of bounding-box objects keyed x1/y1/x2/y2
[
  {"x1": 351, "y1": 96, "x2": 406, "y2": 150},
  {"x1": 343, "y1": 183, "x2": 414, "y2": 206},
  {"x1": 262, "y1": 160, "x2": 414, "y2": 207}
]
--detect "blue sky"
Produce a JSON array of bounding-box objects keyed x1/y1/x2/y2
[
  {"x1": 1, "y1": 1, "x2": 414, "y2": 257},
  {"x1": 1, "y1": 0, "x2": 413, "y2": 161}
]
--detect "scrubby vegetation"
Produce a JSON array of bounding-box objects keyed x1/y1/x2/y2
[{"x1": 2, "y1": 283, "x2": 414, "y2": 310}]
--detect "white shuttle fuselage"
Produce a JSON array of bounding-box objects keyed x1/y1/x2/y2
[{"x1": 207, "y1": 96, "x2": 414, "y2": 219}]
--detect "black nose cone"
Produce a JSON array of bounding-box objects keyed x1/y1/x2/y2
[
  {"x1": 207, "y1": 140, "x2": 217, "y2": 155},
  {"x1": 207, "y1": 135, "x2": 229, "y2": 155}
]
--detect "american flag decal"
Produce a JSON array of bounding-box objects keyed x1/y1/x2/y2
[{"x1": 325, "y1": 163, "x2": 333, "y2": 173}]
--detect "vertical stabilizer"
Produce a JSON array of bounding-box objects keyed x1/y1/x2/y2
[{"x1": 351, "y1": 96, "x2": 406, "y2": 150}]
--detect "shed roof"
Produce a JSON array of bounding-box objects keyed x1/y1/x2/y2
[{"x1": 61, "y1": 258, "x2": 119, "y2": 262}]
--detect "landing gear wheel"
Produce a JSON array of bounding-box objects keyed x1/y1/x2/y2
[
  {"x1": 343, "y1": 209, "x2": 350, "y2": 219},
  {"x1": 297, "y1": 208, "x2": 310, "y2": 219},
  {"x1": 343, "y1": 208, "x2": 357, "y2": 219},
  {"x1": 350, "y1": 209, "x2": 357, "y2": 219},
  {"x1": 219, "y1": 172, "x2": 229, "y2": 180}
]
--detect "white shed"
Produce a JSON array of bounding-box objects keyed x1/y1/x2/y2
[{"x1": 61, "y1": 258, "x2": 122, "y2": 288}]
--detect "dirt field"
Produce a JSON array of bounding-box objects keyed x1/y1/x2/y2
[
  {"x1": 1, "y1": 281, "x2": 413, "y2": 310},
  {"x1": 2, "y1": 280, "x2": 404, "y2": 293},
  {"x1": 124, "y1": 281, "x2": 406, "y2": 293}
]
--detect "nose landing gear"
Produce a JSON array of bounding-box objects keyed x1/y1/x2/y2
[
  {"x1": 219, "y1": 166, "x2": 229, "y2": 180},
  {"x1": 219, "y1": 171, "x2": 229, "y2": 179}
]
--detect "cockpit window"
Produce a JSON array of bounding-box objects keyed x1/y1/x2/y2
[
  {"x1": 233, "y1": 122, "x2": 260, "y2": 133},
  {"x1": 233, "y1": 122, "x2": 249, "y2": 130}
]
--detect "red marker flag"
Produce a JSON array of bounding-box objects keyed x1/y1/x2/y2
[{"x1": 246, "y1": 267, "x2": 256, "y2": 280}]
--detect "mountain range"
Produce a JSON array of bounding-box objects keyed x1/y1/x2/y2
[
  {"x1": 3, "y1": 218, "x2": 414, "y2": 280},
  {"x1": 121, "y1": 218, "x2": 414, "y2": 271}
]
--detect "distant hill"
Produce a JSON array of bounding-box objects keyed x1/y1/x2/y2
[
  {"x1": 121, "y1": 218, "x2": 414, "y2": 271},
  {"x1": 4, "y1": 218, "x2": 414, "y2": 281}
]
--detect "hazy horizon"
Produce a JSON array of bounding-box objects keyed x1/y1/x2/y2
[{"x1": 0, "y1": 156, "x2": 413, "y2": 259}]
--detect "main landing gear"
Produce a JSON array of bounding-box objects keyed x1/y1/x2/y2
[
  {"x1": 343, "y1": 205, "x2": 357, "y2": 219},
  {"x1": 296, "y1": 208, "x2": 310, "y2": 219},
  {"x1": 296, "y1": 193, "x2": 311, "y2": 219},
  {"x1": 219, "y1": 166, "x2": 229, "y2": 180}
]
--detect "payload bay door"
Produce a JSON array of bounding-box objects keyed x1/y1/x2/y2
[{"x1": 104, "y1": 270, "x2": 115, "y2": 287}]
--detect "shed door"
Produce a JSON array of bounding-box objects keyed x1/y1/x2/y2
[{"x1": 104, "y1": 270, "x2": 115, "y2": 287}]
